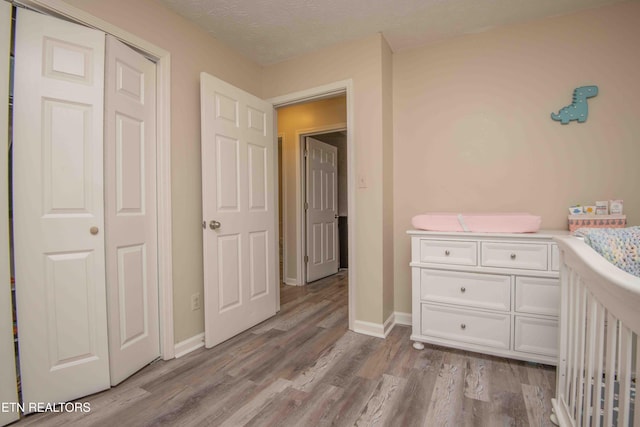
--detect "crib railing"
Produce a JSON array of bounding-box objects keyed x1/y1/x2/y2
[{"x1": 552, "y1": 236, "x2": 640, "y2": 427}]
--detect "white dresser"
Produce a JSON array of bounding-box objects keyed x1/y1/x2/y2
[{"x1": 408, "y1": 230, "x2": 569, "y2": 365}]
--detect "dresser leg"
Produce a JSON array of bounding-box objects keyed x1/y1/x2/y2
[{"x1": 412, "y1": 341, "x2": 425, "y2": 350}]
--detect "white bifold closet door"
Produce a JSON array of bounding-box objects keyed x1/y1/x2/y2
[
  {"x1": 104, "y1": 35, "x2": 159, "y2": 386},
  {"x1": 0, "y1": 2, "x2": 19, "y2": 426},
  {"x1": 13, "y1": 8, "x2": 110, "y2": 406},
  {"x1": 13, "y1": 8, "x2": 160, "y2": 406},
  {"x1": 200, "y1": 73, "x2": 278, "y2": 348}
]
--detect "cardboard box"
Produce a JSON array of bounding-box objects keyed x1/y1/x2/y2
[{"x1": 568, "y1": 214, "x2": 626, "y2": 232}]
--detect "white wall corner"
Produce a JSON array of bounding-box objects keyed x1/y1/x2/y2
[
  {"x1": 394, "y1": 311, "x2": 412, "y2": 326},
  {"x1": 174, "y1": 333, "x2": 205, "y2": 358}
]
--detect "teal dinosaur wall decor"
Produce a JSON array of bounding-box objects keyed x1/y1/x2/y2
[{"x1": 551, "y1": 85, "x2": 598, "y2": 124}]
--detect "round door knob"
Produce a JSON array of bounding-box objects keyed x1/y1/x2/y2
[
  {"x1": 90, "y1": 226, "x2": 99, "y2": 235},
  {"x1": 460, "y1": 323, "x2": 466, "y2": 330},
  {"x1": 510, "y1": 253, "x2": 517, "y2": 260},
  {"x1": 209, "y1": 220, "x2": 221, "y2": 230},
  {"x1": 444, "y1": 250, "x2": 450, "y2": 256}
]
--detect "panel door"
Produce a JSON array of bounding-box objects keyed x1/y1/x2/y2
[
  {"x1": 0, "y1": 2, "x2": 19, "y2": 425},
  {"x1": 13, "y1": 8, "x2": 110, "y2": 407},
  {"x1": 104, "y1": 35, "x2": 159, "y2": 385},
  {"x1": 305, "y1": 137, "x2": 338, "y2": 282},
  {"x1": 200, "y1": 72, "x2": 277, "y2": 348}
]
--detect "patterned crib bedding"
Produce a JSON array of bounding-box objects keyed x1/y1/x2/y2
[{"x1": 574, "y1": 226, "x2": 640, "y2": 278}]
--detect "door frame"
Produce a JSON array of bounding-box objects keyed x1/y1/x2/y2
[
  {"x1": 299, "y1": 128, "x2": 346, "y2": 285},
  {"x1": 267, "y1": 80, "x2": 355, "y2": 331},
  {"x1": 17, "y1": 0, "x2": 175, "y2": 359}
]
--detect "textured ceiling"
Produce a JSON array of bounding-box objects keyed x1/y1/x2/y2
[{"x1": 159, "y1": 0, "x2": 626, "y2": 65}]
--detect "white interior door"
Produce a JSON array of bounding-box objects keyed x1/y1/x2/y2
[
  {"x1": 0, "y1": 2, "x2": 19, "y2": 425},
  {"x1": 13, "y1": 8, "x2": 110, "y2": 406},
  {"x1": 200, "y1": 72, "x2": 277, "y2": 348},
  {"x1": 104, "y1": 35, "x2": 159, "y2": 385},
  {"x1": 305, "y1": 137, "x2": 338, "y2": 282}
]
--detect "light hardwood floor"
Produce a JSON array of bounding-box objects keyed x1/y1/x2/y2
[{"x1": 14, "y1": 271, "x2": 556, "y2": 426}]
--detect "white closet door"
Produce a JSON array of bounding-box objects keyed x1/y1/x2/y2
[
  {"x1": 13, "y1": 8, "x2": 110, "y2": 407},
  {"x1": 200, "y1": 72, "x2": 277, "y2": 348},
  {"x1": 104, "y1": 35, "x2": 159, "y2": 386},
  {"x1": 0, "y1": 2, "x2": 19, "y2": 425},
  {"x1": 305, "y1": 137, "x2": 338, "y2": 282}
]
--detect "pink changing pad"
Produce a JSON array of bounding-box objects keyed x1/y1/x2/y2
[{"x1": 412, "y1": 213, "x2": 542, "y2": 233}]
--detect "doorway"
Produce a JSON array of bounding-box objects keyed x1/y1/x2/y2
[
  {"x1": 275, "y1": 95, "x2": 347, "y2": 287},
  {"x1": 271, "y1": 83, "x2": 355, "y2": 330}
]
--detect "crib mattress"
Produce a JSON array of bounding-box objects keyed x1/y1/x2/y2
[{"x1": 411, "y1": 213, "x2": 542, "y2": 233}]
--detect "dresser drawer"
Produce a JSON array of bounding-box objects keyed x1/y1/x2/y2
[
  {"x1": 514, "y1": 316, "x2": 558, "y2": 358},
  {"x1": 421, "y1": 304, "x2": 510, "y2": 349},
  {"x1": 420, "y1": 269, "x2": 510, "y2": 311},
  {"x1": 417, "y1": 239, "x2": 477, "y2": 266},
  {"x1": 481, "y1": 242, "x2": 548, "y2": 270},
  {"x1": 515, "y1": 277, "x2": 559, "y2": 316}
]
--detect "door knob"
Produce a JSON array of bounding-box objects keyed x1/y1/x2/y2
[
  {"x1": 209, "y1": 220, "x2": 221, "y2": 230},
  {"x1": 90, "y1": 226, "x2": 99, "y2": 235}
]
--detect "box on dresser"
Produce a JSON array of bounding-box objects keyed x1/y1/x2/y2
[{"x1": 407, "y1": 229, "x2": 570, "y2": 365}]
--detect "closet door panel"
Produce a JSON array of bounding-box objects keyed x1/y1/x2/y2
[
  {"x1": 104, "y1": 35, "x2": 159, "y2": 386},
  {"x1": 0, "y1": 2, "x2": 20, "y2": 425},
  {"x1": 13, "y1": 8, "x2": 109, "y2": 408}
]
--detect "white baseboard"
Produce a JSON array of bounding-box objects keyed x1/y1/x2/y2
[
  {"x1": 283, "y1": 278, "x2": 301, "y2": 286},
  {"x1": 353, "y1": 312, "x2": 412, "y2": 339},
  {"x1": 353, "y1": 319, "x2": 386, "y2": 338},
  {"x1": 394, "y1": 311, "x2": 412, "y2": 326},
  {"x1": 174, "y1": 332, "x2": 204, "y2": 358}
]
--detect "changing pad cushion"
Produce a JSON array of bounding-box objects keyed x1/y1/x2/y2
[
  {"x1": 411, "y1": 213, "x2": 542, "y2": 233},
  {"x1": 575, "y1": 226, "x2": 640, "y2": 278}
]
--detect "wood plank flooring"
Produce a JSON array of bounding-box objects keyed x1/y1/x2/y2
[{"x1": 14, "y1": 271, "x2": 556, "y2": 426}]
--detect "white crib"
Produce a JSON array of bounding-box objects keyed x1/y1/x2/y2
[{"x1": 552, "y1": 235, "x2": 639, "y2": 426}]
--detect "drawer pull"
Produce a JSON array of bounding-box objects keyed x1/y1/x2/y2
[
  {"x1": 460, "y1": 323, "x2": 466, "y2": 330},
  {"x1": 460, "y1": 286, "x2": 466, "y2": 293},
  {"x1": 445, "y1": 250, "x2": 450, "y2": 256},
  {"x1": 510, "y1": 253, "x2": 517, "y2": 260}
]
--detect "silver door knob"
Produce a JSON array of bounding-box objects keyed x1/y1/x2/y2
[
  {"x1": 209, "y1": 220, "x2": 221, "y2": 230},
  {"x1": 90, "y1": 226, "x2": 99, "y2": 235}
]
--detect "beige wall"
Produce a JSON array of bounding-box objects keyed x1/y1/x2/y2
[
  {"x1": 393, "y1": 1, "x2": 640, "y2": 313},
  {"x1": 62, "y1": 0, "x2": 263, "y2": 342},
  {"x1": 264, "y1": 34, "x2": 394, "y2": 324},
  {"x1": 277, "y1": 97, "x2": 346, "y2": 284}
]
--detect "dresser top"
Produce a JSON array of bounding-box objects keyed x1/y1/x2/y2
[{"x1": 407, "y1": 229, "x2": 571, "y2": 240}]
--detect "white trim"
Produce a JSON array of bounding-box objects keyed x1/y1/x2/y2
[
  {"x1": 295, "y1": 124, "x2": 347, "y2": 287},
  {"x1": 174, "y1": 333, "x2": 205, "y2": 359},
  {"x1": 267, "y1": 79, "x2": 356, "y2": 332},
  {"x1": 394, "y1": 311, "x2": 412, "y2": 326},
  {"x1": 353, "y1": 320, "x2": 386, "y2": 339},
  {"x1": 354, "y1": 312, "x2": 410, "y2": 339},
  {"x1": 283, "y1": 279, "x2": 301, "y2": 286},
  {"x1": 353, "y1": 312, "x2": 395, "y2": 339},
  {"x1": 278, "y1": 132, "x2": 299, "y2": 287},
  {"x1": 383, "y1": 313, "x2": 395, "y2": 337},
  {"x1": 19, "y1": 0, "x2": 175, "y2": 359},
  {"x1": 268, "y1": 82, "x2": 347, "y2": 108},
  {"x1": 353, "y1": 312, "x2": 396, "y2": 339}
]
